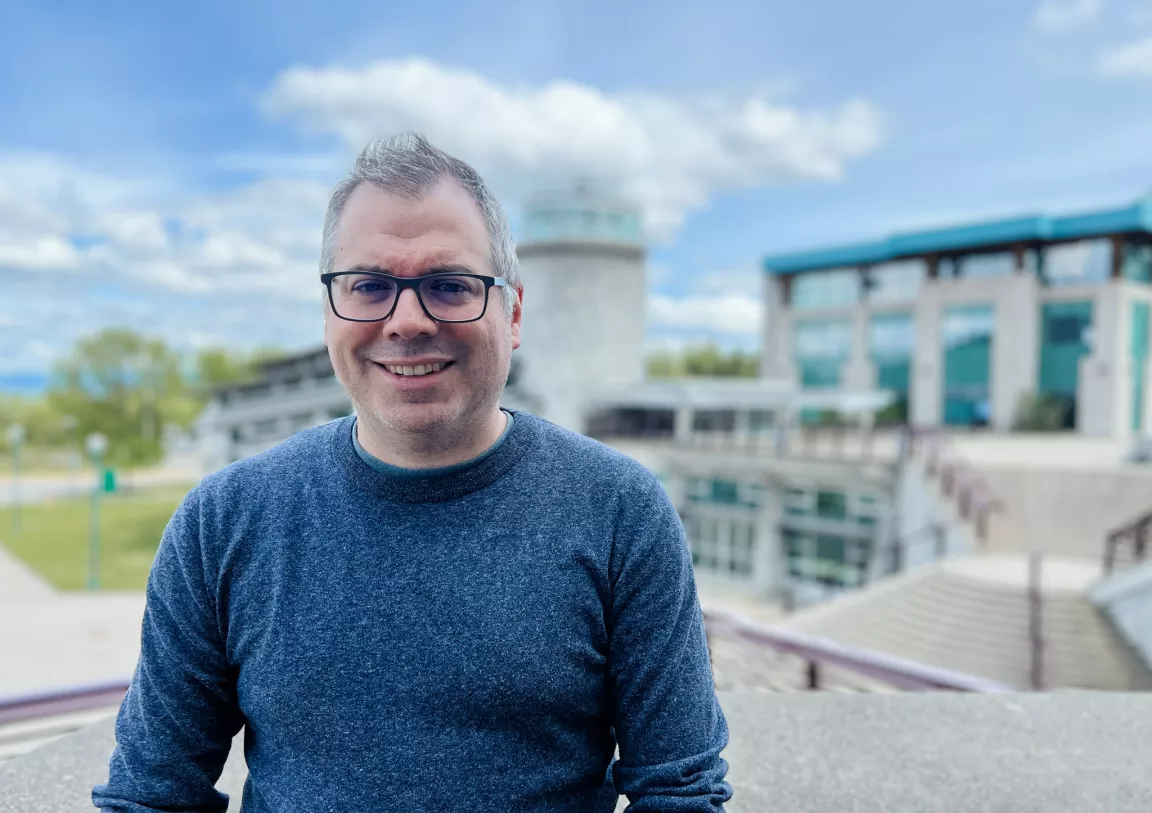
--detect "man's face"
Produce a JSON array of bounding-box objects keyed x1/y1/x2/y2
[{"x1": 324, "y1": 180, "x2": 522, "y2": 437}]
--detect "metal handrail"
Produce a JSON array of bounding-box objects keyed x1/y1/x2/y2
[
  {"x1": 0, "y1": 678, "x2": 130, "y2": 726},
  {"x1": 1104, "y1": 511, "x2": 1152, "y2": 574},
  {"x1": 703, "y1": 606, "x2": 1012, "y2": 693}
]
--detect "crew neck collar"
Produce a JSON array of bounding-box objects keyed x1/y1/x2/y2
[{"x1": 328, "y1": 410, "x2": 539, "y2": 503}]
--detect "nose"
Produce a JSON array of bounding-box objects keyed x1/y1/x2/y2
[{"x1": 384, "y1": 288, "x2": 439, "y2": 340}]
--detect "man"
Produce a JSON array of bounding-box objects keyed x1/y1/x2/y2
[{"x1": 94, "y1": 133, "x2": 731, "y2": 812}]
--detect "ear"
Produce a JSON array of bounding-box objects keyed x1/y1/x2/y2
[{"x1": 510, "y1": 284, "x2": 524, "y2": 350}]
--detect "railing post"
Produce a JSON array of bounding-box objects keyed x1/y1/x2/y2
[
  {"x1": 1028, "y1": 550, "x2": 1044, "y2": 691},
  {"x1": 1136, "y1": 520, "x2": 1149, "y2": 563},
  {"x1": 806, "y1": 660, "x2": 821, "y2": 690},
  {"x1": 933, "y1": 523, "x2": 948, "y2": 559}
]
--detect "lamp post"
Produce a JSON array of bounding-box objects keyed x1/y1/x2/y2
[
  {"x1": 7, "y1": 424, "x2": 24, "y2": 536},
  {"x1": 61, "y1": 415, "x2": 78, "y2": 496},
  {"x1": 85, "y1": 432, "x2": 109, "y2": 591}
]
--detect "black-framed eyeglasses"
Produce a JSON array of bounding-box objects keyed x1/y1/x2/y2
[{"x1": 320, "y1": 270, "x2": 507, "y2": 324}]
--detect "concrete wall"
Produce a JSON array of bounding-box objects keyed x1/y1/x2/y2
[
  {"x1": 967, "y1": 462, "x2": 1152, "y2": 557},
  {"x1": 14, "y1": 693, "x2": 1152, "y2": 813},
  {"x1": 762, "y1": 275, "x2": 794, "y2": 379},
  {"x1": 516, "y1": 242, "x2": 646, "y2": 431}
]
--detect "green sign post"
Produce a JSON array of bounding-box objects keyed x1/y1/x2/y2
[{"x1": 85, "y1": 433, "x2": 109, "y2": 591}]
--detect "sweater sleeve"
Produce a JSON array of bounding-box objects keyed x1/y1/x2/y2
[
  {"x1": 607, "y1": 476, "x2": 732, "y2": 812},
  {"x1": 92, "y1": 488, "x2": 245, "y2": 813}
]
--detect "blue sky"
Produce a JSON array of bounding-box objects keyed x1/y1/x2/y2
[{"x1": 2, "y1": 0, "x2": 1152, "y2": 391}]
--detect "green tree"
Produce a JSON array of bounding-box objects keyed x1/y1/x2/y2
[
  {"x1": 646, "y1": 342, "x2": 760, "y2": 379},
  {"x1": 46, "y1": 328, "x2": 199, "y2": 468},
  {"x1": 192, "y1": 346, "x2": 288, "y2": 393}
]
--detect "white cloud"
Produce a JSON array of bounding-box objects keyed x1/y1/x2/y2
[
  {"x1": 0, "y1": 236, "x2": 81, "y2": 271},
  {"x1": 0, "y1": 153, "x2": 332, "y2": 385},
  {"x1": 1032, "y1": 0, "x2": 1104, "y2": 32},
  {"x1": 1098, "y1": 35, "x2": 1152, "y2": 76},
  {"x1": 262, "y1": 58, "x2": 884, "y2": 241},
  {"x1": 647, "y1": 292, "x2": 762, "y2": 335}
]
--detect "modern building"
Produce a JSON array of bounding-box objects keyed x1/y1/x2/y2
[{"x1": 762, "y1": 192, "x2": 1152, "y2": 435}]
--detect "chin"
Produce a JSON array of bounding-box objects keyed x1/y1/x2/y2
[{"x1": 364, "y1": 400, "x2": 459, "y2": 434}]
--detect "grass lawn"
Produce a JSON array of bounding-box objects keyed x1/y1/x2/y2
[{"x1": 0, "y1": 485, "x2": 193, "y2": 591}]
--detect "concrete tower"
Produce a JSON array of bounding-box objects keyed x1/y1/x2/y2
[{"x1": 513, "y1": 187, "x2": 647, "y2": 431}]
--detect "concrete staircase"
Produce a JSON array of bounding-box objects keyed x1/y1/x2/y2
[{"x1": 771, "y1": 555, "x2": 1152, "y2": 691}]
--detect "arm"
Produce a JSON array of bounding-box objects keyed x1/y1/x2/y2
[
  {"x1": 92, "y1": 488, "x2": 245, "y2": 812},
  {"x1": 607, "y1": 476, "x2": 732, "y2": 811}
]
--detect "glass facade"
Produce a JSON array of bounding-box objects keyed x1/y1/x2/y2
[
  {"x1": 682, "y1": 478, "x2": 884, "y2": 589},
  {"x1": 1038, "y1": 301, "x2": 1093, "y2": 429},
  {"x1": 1042, "y1": 240, "x2": 1112, "y2": 287},
  {"x1": 791, "y1": 268, "x2": 861, "y2": 310},
  {"x1": 1133, "y1": 302, "x2": 1150, "y2": 432},
  {"x1": 865, "y1": 260, "x2": 925, "y2": 303},
  {"x1": 870, "y1": 312, "x2": 914, "y2": 404},
  {"x1": 794, "y1": 318, "x2": 852, "y2": 389},
  {"x1": 1124, "y1": 245, "x2": 1152, "y2": 283},
  {"x1": 942, "y1": 304, "x2": 994, "y2": 426}
]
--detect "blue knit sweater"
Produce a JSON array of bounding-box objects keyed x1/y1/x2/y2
[{"x1": 93, "y1": 411, "x2": 731, "y2": 812}]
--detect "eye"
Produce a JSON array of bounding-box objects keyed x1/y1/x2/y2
[{"x1": 350, "y1": 277, "x2": 394, "y2": 296}]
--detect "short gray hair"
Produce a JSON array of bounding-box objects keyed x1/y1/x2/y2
[{"x1": 320, "y1": 133, "x2": 520, "y2": 315}]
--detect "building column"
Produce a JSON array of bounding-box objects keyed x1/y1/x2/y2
[
  {"x1": 752, "y1": 488, "x2": 786, "y2": 599},
  {"x1": 762, "y1": 274, "x2": 794, "y2": 379},
  {"x1": 674, "y1": 405, "x2": 694, "y2": 442}
]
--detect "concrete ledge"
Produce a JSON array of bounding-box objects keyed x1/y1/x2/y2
[{"x1": 3, "y1": 692, "x2": 1151, "y2": 812}]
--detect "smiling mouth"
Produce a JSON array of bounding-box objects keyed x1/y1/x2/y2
[{"x1": 375, "y1": 361, "x2": 453, "y2": 377}]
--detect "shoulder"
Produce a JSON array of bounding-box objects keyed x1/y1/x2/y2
[
  {"x1": 519, "y1": 411, "x2": 662, "y2": 495},
  {"x1": 196, "y1": 417, "x2": 347, "y2": 507}
]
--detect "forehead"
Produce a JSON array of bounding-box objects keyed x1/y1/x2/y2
[{"x1": 331, "y1": 179, "x2": 491, "y2": 274}]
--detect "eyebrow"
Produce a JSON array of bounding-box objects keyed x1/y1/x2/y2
[{"x1": 340, "y1": 263, "x2": 478, "y2": 276}]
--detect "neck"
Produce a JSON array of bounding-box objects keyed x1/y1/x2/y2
[{"x1": 355, "y1": 408, "x2": 508, "y2": 469}]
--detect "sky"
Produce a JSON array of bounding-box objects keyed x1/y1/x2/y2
[{"x1": 2, "y1": 0, "x2": 1152, "y2": 392}]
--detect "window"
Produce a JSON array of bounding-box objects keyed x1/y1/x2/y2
[
  {"x1": 958, "y1": 252, "x2": 1018, "y2": 279},
  {"x1": 692, "y1": 410, "x2": 736, "y2": 433},
  {"x1": 815, "y1": 491, "x2": 848, "y2": 521},
  {"x1": 1046, "y1": 315, "x2": 1090, "y2": 345},
  {"x1": 1043, "y1": 240, "x2": 1112, "y2": 286},
  {"x1": 729, "y1": 521, "x2": 755, "y2": 576},
  {"x1": 711, "y1": 480, "x2": 740, "y2": 505},
  {"x1": 794, "y1": 318, "x2": 852, "y2": 391},
  {"x1": 865, "y1": 260, "x2": 924, "y2": 303},
  {"x1": 784, "y1": 487, "x2": 814, "y2": 516},
  {"x1": 852, "y1": 494, "x2": 880, "y2": 527},
  {"x1": 253, "y1": 418, "x2": 279, "y2": 436},
  {"x1": 748, "y1": 409, "x2": 775, "y2": 432},
  {"x1": 792, "y1": 268, "x2": 861, "y2": 310}
]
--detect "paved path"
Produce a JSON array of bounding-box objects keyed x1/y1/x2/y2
[{"x1": 0, "y1": 538, "x2": 143, "y2": 695}]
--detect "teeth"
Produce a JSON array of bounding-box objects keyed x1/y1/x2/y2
[{"x1": 384, "y1": 362, "x2": 447, "y2": 376}]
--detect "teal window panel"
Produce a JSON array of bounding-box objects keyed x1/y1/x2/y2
[
  {"x1": 815, "y1": 490, "x2": 848, "y2": 520},
  {"x1": 1038, "y1": 301, "x2": 1093, "y2": 399},
  {"x1": 1132, "y1": 302, "x2": 1150, "y2": 431},
  {"x1": 1123, "y1": 245, "x2": 1152, "y2": 283},
  {"x1": 942, "y1": 304, "x2": 994, "y2": 427},
  {"x1": 792, "y1": 269, "x2": 861, "y2": 310},
  {"x1": 711, "y1": 479, "x2": 740, "y2": 505}
]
